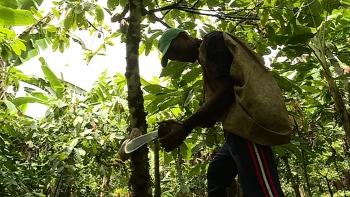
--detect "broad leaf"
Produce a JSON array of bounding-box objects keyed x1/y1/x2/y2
[
  {"x1": 0, "y1": 100, "x2": 17, "y2": 114},
  {"x1": 12, "y1": 96, "x2": 48, "y2": 106},
  {"x1": 39, "y1": 57, "x2": 64, "y2": 98},
  {"x1": 0, "y1": 5, "x2": 36, "y2": 26}
]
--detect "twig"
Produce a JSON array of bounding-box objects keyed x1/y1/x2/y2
[
  {"x1": 53, "y1": 173, "x2": 63, "y2": 197},
  {"x1": 175, "y1": 7, "x2": 260, "y2": 21},
  {"x1": 87, "y1": 20, "x2": 103, "y2": 33},
  {"x1": 162, "y1": 0, "x2": 185, "y2": 19},
  {"x1": 190, "y1": 0, "x2": 200, "y2": 8}
]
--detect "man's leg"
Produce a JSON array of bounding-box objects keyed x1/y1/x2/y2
[
  {"x1": 226, "y1": 132, "x2": 285, "y2": 197},
  {"x1": 207, "y1": 143, "x2": 238, "y2": 197}
]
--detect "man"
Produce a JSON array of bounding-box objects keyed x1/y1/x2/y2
[{"x1": 157, "y1": 28, "x2": 292, "y2": 197}]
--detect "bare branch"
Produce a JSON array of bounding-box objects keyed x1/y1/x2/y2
[
  {"x1": 190, "y1": 0, "x2": 200, "y2": 8},
  {"x1": 111, "y1": 4, "x2": 130, "y2": 23},
  {"x1": 162, "y1": 0, "x2": 185, "y2": 19},
  {"x1": 156, "y1": 17, "x2": 172, "y2": 28}
]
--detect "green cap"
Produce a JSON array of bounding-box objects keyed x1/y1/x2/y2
[{"x1": 158, "y1": 28, "x2": 186, "y2": 67}]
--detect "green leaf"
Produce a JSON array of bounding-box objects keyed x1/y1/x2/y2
[
  {"x1": 191, "y1": 141, "x2": 205, "y2": 154},
  {"x1": 164, "y1": 151, "x2": 172, "y2": 164},
  {"x1": 11, "y1": 96, "x2": 48, "y2": 106},
  {"x1": 334, "y1": 72, "x2": 350, "y2": 80},
  {"x1": 64, "y1": 9, "x2": 75, "y2": 30},
  {"x1": 260, "y1": 9, "x2": 269, "y2": 26},
  {"x1": 40, "y1": 57, "x2": 64, "y2": 99},
  {"x1": 302, "y1": 85, "x2": 319, "y2": 93},
  {"x1": 52, "y1": 38, "x2": 59, "y2": 52},
  {"x1": 18, "y1": 0, "x2": 42, "y2": 10},
  {"x1": 342, "y1": 0, "x2": 350, "y2": 6},
  {"x1": 271, "y1": 71, "x2": 293, "y2": 92},
  {"x1": 5, "y1": 161, "x2": 17, "y2": 171},
  {"x1": 109, "y1": 132, "x2": 125, "y2": 141},
  {"x1": 145, "y1": 39, "x2": 153, "y2": 56},
  {"x1": 273, "y1": 146, "x2": 286, "y2": 157},
  {"x1": 338, "y1": 54, "x2": 350, "y2": 65},
  {"x1": 95, "y1": 5, "x2": 104, "y2": 24},
  {"x1": 0, "y1": 0, "x2": 19, "y2": 9},
  {"x1": 10, "y1": 44, "x2": 21, "y2": 55},
  {"x1": 143, "y1": 84, "x2": 165, "y2": 94},
  {"x1": 69, "y1": 138, "x2": 80, "y2": 149},
  {"x1": 266, "y1": 24, "x2": 276, "y2": 44},
  {"x1": 76, "y1": 12, "x2": 87, "y2": 28},
  {"x1": 0, "y1": 5, "x2": 36, "y2": 26},
  {"x1": 159, "y1": 97, "x2": 179, "y2": 110},
  {"x1": 14, "y1": 39, "x2": 26, "y2": 50},
  {"x1": 80, "y1": 129, "x2": 92, "y2": 137},
  {"x1": 189, "y1": 165, "x2": 201, "y2": 176},
  {"x1": 75, "y1": 148, "x2": 86, "y2": 157},
  {"x1": 281, "y1": 144, "x2": 303, "y2": 162},
  {"x1": 73, "y1": 116, "x2": 83, "y2": 127},
  {"x1": 51, "y1": 7, "x2": 60, "y2": 18},
  {"x1": 183, "y1": 89, "x2": 194, "y2": 107},
  {"x1": 0, "y1": 100, "x2": 17, "y2": 114},
  {"x1": 35, "y1": 38, "x2": 49, "y2": 51},
  {"x1": 3, "y1": 124, "x2": 17, "y2": 137},
  {"x1": 286, "y1": 33, "x2": 315, "y2": 45},
  {"x1": 74, "y1": 4, "x2": 84, "y2": 14},
  {"x1": 68, "y1": 32, "x2": 87, "y2": 50},
  {"x1": 160, "y1": 61, "x2": 188, "y2": 79},
  {"x1": 59, "y1": 40, "x2": 65, "y2": 53},
  {"x1": 181, "y1": 67, "x2": 202, "y2": 86},
  {"x1": 107, "y1": 0, "x2": 119, "y2": 10},
  {"x1": 180, "y1": 143, "x2": 189, "y2": 160}
]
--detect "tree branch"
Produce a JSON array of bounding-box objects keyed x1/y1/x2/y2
[
  {"x1": 156, "y1": 16, "x2": 171, "y2": 28},
  {"x1": 190, "y1": 0, "x2": 200, "y2": 8},
  {"x1": 148, "y1": 0, "x2": 184, "y2": 14},
  {"x1": 111, "y1": 4, "x2": 130, "y2": 23},
  {"x1": 175, "y1": 7, "x2": 260, "y2": 21}
]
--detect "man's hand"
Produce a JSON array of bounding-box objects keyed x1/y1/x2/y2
[{"x1": 158, "y1": 120, "x2": 191, "y2": 152}]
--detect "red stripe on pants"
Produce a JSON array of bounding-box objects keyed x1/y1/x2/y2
[
  {"x1": 246, "y1": 140, "x2": 269, "y2": 197},
  {"x1": 259, "y1": 146, "x2": 279, "y2": 197}
]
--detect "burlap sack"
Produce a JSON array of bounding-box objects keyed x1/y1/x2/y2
[{"x1": 198, "y1": 32, "x2": 292, "y2": 146}]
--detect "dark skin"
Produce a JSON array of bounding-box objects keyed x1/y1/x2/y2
[{"x1": 159, "y1": 32, "x2": 235, "y2": 152}]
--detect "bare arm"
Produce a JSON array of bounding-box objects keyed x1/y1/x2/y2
[{"x1": 184, "y1": 75, "x2": 235, "y2": 131}]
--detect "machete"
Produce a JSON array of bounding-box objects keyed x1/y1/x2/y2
[{"x1": 124, "y1": 123, "x2": 171, "y2": 154}]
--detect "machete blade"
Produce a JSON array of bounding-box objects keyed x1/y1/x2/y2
[{"x1": 124, "y1": 130, "x2": 158, "y2": 154}]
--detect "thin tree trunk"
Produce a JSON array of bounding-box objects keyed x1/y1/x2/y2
[
  {"x1": 301, "y1": 151, "x2": 312, "y2": 197},
  {"x1": 175, "y1": 148, "x2": 190, "y2": 197},
  {"x1": 125, "y1": 0, "x2": 151, "y2": 196},
  {"x1": 0, "y1": 57, "x2": 6, "y2": 100},
  {"x1": 309, "y1": 38, "x2": 350, "y2": 143},
  {"x1": 154, "y1": 140, "x2": 161, "y2": 197},
  {"x1": 282, "y1": 156, "x2": 302, "y2": 197},
  {"x1": 326, "y1": 177, "x2": 334, "y2": 197}
]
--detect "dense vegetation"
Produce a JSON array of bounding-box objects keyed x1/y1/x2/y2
[{"x1": 1, "y1": 0, "x2": 350, "y2": 196}]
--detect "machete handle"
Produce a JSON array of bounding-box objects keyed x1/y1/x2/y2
[{"x1": 158, "y1": 123, "x2": 171, "y2": 138}]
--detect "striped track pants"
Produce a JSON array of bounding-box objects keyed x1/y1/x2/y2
[{"x1": 207, "y1": 132, "x2": 285, "y2": 197}]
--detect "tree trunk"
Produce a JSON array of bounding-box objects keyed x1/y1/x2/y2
[
  {"x1": 309, "y1": 38, "x2": 350, "y2": 143},
  {"x1": 175, "y1": 148, "x2": 190, "y2": 197},
  {"x1": 0, "y1": 57, "x2": 6, "y2": 100},
  {"x1": 282, "y1": 156, "x2": 302, "y2": 197},
  {"x1": 125, "y1": 0, "x2": 152, "y2": 196},
  {"x1": 154, "y1": 140, "x2": 161, "y2": 197}
]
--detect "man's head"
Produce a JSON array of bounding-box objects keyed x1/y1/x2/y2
[{"x1": 158, "y1": 28, "x2": 198, "y2": 67}]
